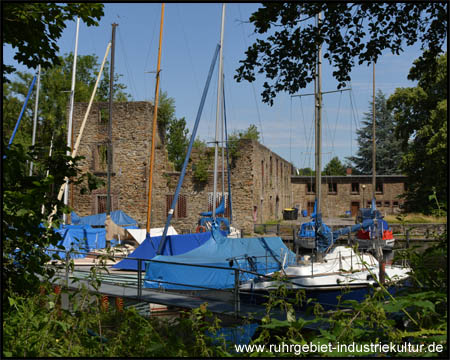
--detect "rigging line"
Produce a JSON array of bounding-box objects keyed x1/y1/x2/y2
[
  {"x1": 289, "y1": 96, "x2": 293, "y2": 163},
  {"x1": 237, "y1": 4, "x2": 264, "y2": 144},
  {"x1": 348, "y1": 86, "x2": 361, "y2": 158},
  {"x1": 143, "y1": 8, "x2": 159, "y2": 100},
  {"x1": 117, "y1": 28, "x2": 138, "y2": 100},
  {"x1": 176, "y1": 3, "x2": 201, "y2": 97}
]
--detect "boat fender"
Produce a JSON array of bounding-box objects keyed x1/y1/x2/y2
[{"x1": 196, "y1": 225, "x2": 206, "y2": 233}]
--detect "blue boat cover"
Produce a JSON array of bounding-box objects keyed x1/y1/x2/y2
[
  {"x1": 47, "y1": 223, "x2": 138, "y2": 259},
  {"x1": 144, "y1": 229, "x2": 296, "y2": 290},
  {"x1": 71, "y1": 210, "x2": 138, "y2": 227},
  {"x1": 48, "y1": 224, "x2": 107, "y2": 259},
  {"x1": 112, "y1": 231, "x2": 212, "y2": 270}
]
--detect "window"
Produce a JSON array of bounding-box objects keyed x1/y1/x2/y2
[
  {"x1": 351, "y1": 182, "x2": 360, "y2": 194},
  {"x1": 98, "y1": 107, "x2": 109, "y2": 125},
  {"x1": 166, "y1": 194, "x2": 187, "y2": 219},
  {"x1": 376, "y1": 182, "x2": 383, "y2": 194},
  {"x1": 384, "y1": 201, "x2": 390, "y2": 207},
  {"x1": 393, "y1": 201, "x2": 399, "y2": 207},
  {"x1": 367, "y1": 201, "x2": 371, "y2": 207},
  {"x1": 328, "y1": 182, "x2": 337, "y2": 194},
  {"x1": 261, "y1": 160, "x2": 264, "y2": 191},
  {"x1": 376, "y1": 201, "x2": 382, "y2": 208},
  {"x1": 94, "y1": 143, "x2": 113, "y2": 174},
  {"x1": 97, "y1": 195, "x2": 107, "y2": 214},
  {"x1": 306, "y1": 183, "x2": 315, "y2": 194},
  {"x1": 270, "y1": 156, "x2": 273, "y2": 176}
]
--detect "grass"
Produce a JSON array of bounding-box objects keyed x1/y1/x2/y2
[{"x1": 384, "y1": 213, "x2": 447, "y2": 224}]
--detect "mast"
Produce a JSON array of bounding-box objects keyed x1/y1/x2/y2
[
  {"x1": 315, "y1": 12, "x2": 322, "y2": 218},
  {"x1": 213, "y1": 3, "x2": 225, "y2": 219},
  {"x1": 63, "y1": 17, "x2": 80, "y2": 224},
  {"x1": 107, "y1": 23, "x2": 118, "y2": 215},
  {"x1": 146, "y1": 3, "x2": 165, "y2": 233},
  {"x1": 29, "y1": 64, "x2": 41, "y2": 176},
  {"x1": 372, "y1": 62, "x2": 376, "y2": 201}
]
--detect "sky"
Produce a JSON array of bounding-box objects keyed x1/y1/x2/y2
[{"x1": 3, "y1": 3, "x2": 429, "y2": 170}]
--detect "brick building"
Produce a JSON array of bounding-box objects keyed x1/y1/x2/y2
[
  {"x1": 70, "y1": 101, "x2": 406, "y2": 234},
  {"x1": 291, "y1": 174, "x2": 407, "y2": 218}
]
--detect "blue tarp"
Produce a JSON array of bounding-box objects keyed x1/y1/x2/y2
[
  {"x1": 47, "y1": 222, "x2": 138, "y2": 259},
  {"x1": 144, "y1": 229, "x2": 296, "y2": 290},
  {"x1": 112, "y1": 231, "x2": 213, "y2": 271},
  {"x1": 71, "y1": 210, "x2": 138, "y2": 227},
  {"x1": 47, "y1": 224, "x2": 107, "y2": 259}
]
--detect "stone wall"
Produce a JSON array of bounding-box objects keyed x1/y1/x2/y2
[{"x1": 70, "y1": 101, "x2": 171, "y2": 226}]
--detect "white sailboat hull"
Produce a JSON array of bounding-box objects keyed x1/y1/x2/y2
[{"x1": 241, "y1": 246, "x2": 410, "y2": 291}]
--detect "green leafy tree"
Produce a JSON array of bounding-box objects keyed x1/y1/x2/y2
[
  {"x1": 227, "y1": 124, "x2": 261, "y2": 167},
  {"x1": 347, "y1": 90, "x2": 403, "y2": 175},
  {"x1": 3, "y1": 3, "x2": 104, "y2": 81},
  {"x1": 297, "y1": 167, "x2": 314, "y2": 176},
  {"x1": 157, "y1": 91, "x2": 177, "y2": 144},
  {"x1": 3, "y1": 54, "x2": 131, "y2": 156},
  {"x1": 388, "y1": 53, "x2": 447, "y2": 214},
  {"x1": 323, "y1": 156, "x2": 347, "y2": 175},
  {"x1": 235, "y1": 3, "x2": 447, "y2": 105},
  {"x1": 166, "y1": 117, "x2": 189, "y2": 171}
]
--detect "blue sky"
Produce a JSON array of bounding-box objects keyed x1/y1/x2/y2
[{"x1": 4, "y1": 3, "x2": 428, "y2": 170}]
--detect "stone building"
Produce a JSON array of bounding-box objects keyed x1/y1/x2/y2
[
  {"x1": 157, "y1": 139, "x2": 294, "y2": 234},
  {"x1": 70, "y1": 101, "x2": 169, "y2": 226},
  {"x1": 291, "y1": 174, "x2": 407, "y2": 218},
  {"x1": 70, "y1": 101, "x2": 406, "y2": 234}
]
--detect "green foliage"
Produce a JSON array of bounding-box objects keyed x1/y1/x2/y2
[
  {"x1": 2, "y1": 143, "x2": 105, "y2": 300},
  {"x1": 166, "y1": 117, "x2": 189, "y2": 171},
  {"x1": 3, "y1": 3, "x2": 104, "y2": 81},
  {"x1": 3, "y1": 53, "x2": 131, "y2": 156},
  {"x1": 323, "y1": 156, "x2": 347, "y2": 176},
  {"x1": 297, "y1": 167, "x2": 314, "y2": 176},
  {"x1": 227, "y1": 124, "x2": 260, "y2": 167},
  {"x1": 235, "y1": 3, "x2": 447, "y2": 105},
  {"x1": 3, "y1": 288, "x2": 231, "y2": 357},
  {"x1": 388, "y1": 53, "x2": 447, "y2": 214},
  {"x1": 158, "y1": 91, "x2": 176, "y2": 139},
  {"x1": 347, "y1": 90, "x2": 403, "y2": 175}
]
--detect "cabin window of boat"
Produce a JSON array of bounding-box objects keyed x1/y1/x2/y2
[
  {"x1": 306, "y1": 183, "x2": 315, "y2": 194},
  {"x1": 375, "y1": 181, "x2": 383, "y2": 194},
  {"x1": 351, "y1": 182, "x2": 359, "y2": 193},
  {"x1": 328, "y1": 182, "x2": 337, "y2": 194}
]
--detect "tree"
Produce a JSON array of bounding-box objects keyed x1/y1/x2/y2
[
  {"x1": 297, "y1": 167, "x2": 314, "y2": 176},
  {"x1": 3, "y1": 3, "x2": 104, "y2": 81},
  {"x1": 235, "y1": 3, "x2": 447, "y2": 105},
  {"x1": 166, "y1": 117, "x2": 189, "y2": 172},
  {"x1": 3, "y1": 53, "x2": 131, "y2": 158},
  {"x1": 323, "y1": 156, "x2": 347, "y2": 176},
  {"x1": 346, "y1": 90, "x2": 403, "y2": 175},
  {"x1": 388, "y1": 53, "x2": 447, "y2": 214},
  {"x1": 227, "y1": 124, "x2": 261, "y2": 167}
]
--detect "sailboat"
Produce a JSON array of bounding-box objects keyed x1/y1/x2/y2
[
  {"x1": 142, "y1": 4, "x2": 296, "y2": 292},
  {"x1": 354, "y1": 63, "x2": 395, "y2": 250},
  {"x1": 242, "y1": 13, "x2": 409, "y2": 306}
]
